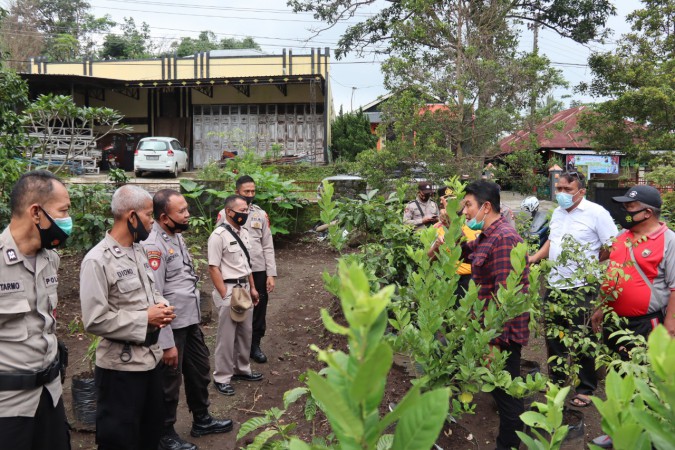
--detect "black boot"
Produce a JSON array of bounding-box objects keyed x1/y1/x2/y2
[
  {"x1": 158, "y1": 428, "x2": 198, "y2": 450},
  {"x1": 190, "y1": 412, "x2": 233, "y2": 437},
  {"x1": 250, "y1": 341, "x2": 268, "y2": 364}
]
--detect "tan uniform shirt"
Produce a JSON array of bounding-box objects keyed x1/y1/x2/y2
[
  {"x1": 208, "y1": 223, "x2": 252, "y2": 280},
  {"x1": 0, "y1": 227, "x2": 62, "y2": 417},
  {"x1": 80, "y1": 232, "x2": 166, "y2": 371},
  {"x1": 216, "y1": 204, "x2": 277, "y2": 276},
  {"x1": 142, "y1": 222, "x2": 200, "y2": 350},
  {"x1": 403, "y1": 198, "x2": 440, "y2": 229}
]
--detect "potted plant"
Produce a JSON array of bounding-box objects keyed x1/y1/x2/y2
[{"x1": 68, "y1": 317, "x2": 100, "y2": 429}]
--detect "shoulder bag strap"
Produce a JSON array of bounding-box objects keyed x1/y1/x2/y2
[
  {"x1": 414, "y1": 200, "x2": 425, "y2": 217},
  {"x1": 627, "y1": 243, "x2": 654, "y2": 291},
  {"x1": 221, "y1": 223, "x2": 252, "y2": 268}
]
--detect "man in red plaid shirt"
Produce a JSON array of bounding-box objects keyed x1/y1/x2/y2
[{"x1": 461, "y1": 180, "x2": 530, "y2": 450}]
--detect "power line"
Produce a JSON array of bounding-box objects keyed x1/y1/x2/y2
[
  {"x1": 91, "y1": 0, "x2": 376, "y2": 18},
  {"x1": 91, "y1": 4, "x2": 361, "y2": 25},
  {"x1": 5, "y1": 57, "x2": 384, "y2": 67}
]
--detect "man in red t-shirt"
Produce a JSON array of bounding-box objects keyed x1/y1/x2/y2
[
  {"x1": 593, "y1": 185, "x2": 675, "y2": 341},
  {"x1": 591, "y1": 185, "x2": 674, "y2": 449}
]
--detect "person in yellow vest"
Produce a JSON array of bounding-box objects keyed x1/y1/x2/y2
[{"x1": 428, "y1": 188, "x2": 480, "y2": 295}]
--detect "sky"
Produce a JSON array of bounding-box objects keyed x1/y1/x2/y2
[{"x1": 85, "y1": 0, "x2": 641, "y2": 113}]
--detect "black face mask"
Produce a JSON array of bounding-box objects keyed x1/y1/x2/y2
[
  {"x1": 127, "y1": 212, "x2": 150, "y2": 243},
  {"x1": 617, "y1": 208, "x2": 649, "y2": 230},
  {"x1": 420, "y1": 193, "x2": 431, "y2": 202},
  {"x1": 36, "y1": 207, "x2": 70, "y2": 249},
  {"x1": 241, "y1": 195, "x2": 255, "y2": 205},
  {"x1": 165, "y1": 215, "x2": 189, "y2": 233},
  {"x1": 229, "y1": 210, "x2": 249, "y2": 226}
]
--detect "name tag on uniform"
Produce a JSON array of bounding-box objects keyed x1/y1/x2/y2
[
  {"x1": 229, "y1": 241, "x2": 238, "y2": 246},
  {"x1": 45, "y1": 275, "x2": 59, "y2": 287},
  {"x1": 116, "y1": 268, "x2": 135, "y2": 279},
  {"x1": 0, "y1": 280, "x2": 24, "y2": 293}
]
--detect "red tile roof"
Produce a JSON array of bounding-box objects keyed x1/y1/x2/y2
[{"x1": 498, "y1": 106, "x2": 593, "y2": 154}]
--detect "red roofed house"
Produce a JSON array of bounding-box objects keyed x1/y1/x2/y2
[{"x1": 498, "y1": 106, "x2": 627, "y2": 182}]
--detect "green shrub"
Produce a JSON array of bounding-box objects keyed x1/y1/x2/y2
[
  {"x1": 67, "y1": 184, "x2": 114, "y2": 252},
  {"x1": 238, "y1": 262, "x2": 450, "y2": 449},
  {"x1": 191, "y1": 152, "x2": 307, "y2": 235}
]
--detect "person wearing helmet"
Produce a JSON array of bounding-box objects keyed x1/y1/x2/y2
[{"x1": 521, "y1": 196, "x2": 539, "y2": 214}]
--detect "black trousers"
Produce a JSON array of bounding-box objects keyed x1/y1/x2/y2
[
  {"x1": 252, "y1": 271, "x2": 269, "y2": 345},
  {"x1": 491, "y1": 342, "x2": 524, "y2": 450},
  {"x1": 605, "y1": 311, "x2": 664, "y2": 360},
  {"x1": 0, "y1": 387, "x2": 70, "y2": 450},
  {"x1": 455, "y1": 274, "x2": 471, "y2": 298},
  {"x1": 544, "y1": 287, "x2": 598, "y2": 395},
  {"x1": 95, "y1": 365, "x2": 164, "y2": 450},
  {"x1": 161, "y1": 324, "x2": 211, "y2": 427}
]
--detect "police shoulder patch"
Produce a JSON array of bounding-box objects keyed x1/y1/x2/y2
[{"x1": 147, "y1": 250, "x2": 162, "y2": 271}]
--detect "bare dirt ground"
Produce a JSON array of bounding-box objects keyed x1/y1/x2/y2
[{"x1": 57, "y1": 237, "x2": 603, "y2": 450}]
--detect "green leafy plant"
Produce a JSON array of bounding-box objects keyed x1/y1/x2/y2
[
  {"x1": 67, "y1": 184, "x2": 114, "y2": 252},
  {"x1": 238, "y1": 261, "x2": 450, "y2": 449},
  {"x1": 317, "y1": 180, "x2": 347, "y2": 251},
  {"x1": 107, "y1": 168, "x2": 129, "y2": 184},
  {"x1": 390, "y1": 227, "x2": 546, "y2": 417},
  {"x1": 180, "y1": 179, "x2": 220, "y2": 238},
  {"x1": 590, "y1": 326, "x2": 675, "y2": 450},
  {"x1": 195, "y1": 152, "x2": 307, "y2": 235},
  {"x1": 517, "y1": 384, "x2": 571, "y2": 450},
  {"x1": 67, "y1": 316, "x2": 102, "y2": 373}
]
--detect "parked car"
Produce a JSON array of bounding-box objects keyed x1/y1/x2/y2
[{"x1": 134, "y1": 137, "x2": 189, "y2": 178}]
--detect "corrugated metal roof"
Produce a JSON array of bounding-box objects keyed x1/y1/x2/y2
[{"x1": 499, "y1": 106, "x2": 592, "y2": 154}]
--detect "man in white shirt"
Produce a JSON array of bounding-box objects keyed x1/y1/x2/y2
[{"x1": 530, "y1": 171, "x2": 618, "y2": 407}]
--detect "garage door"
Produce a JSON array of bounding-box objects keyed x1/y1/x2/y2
[{"x1": 193, "y1": 104, "x2": 324, "y2": 168}]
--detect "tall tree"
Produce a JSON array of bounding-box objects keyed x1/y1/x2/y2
[
  {"x1": 578, "y1": 0, "x2": 675, "y2": 161},
  {"x1": 289, "y1": 0, "x2": 610, "y2": 176},
  {"x1": 170, "y1": 31, "x2": 260, "y2": 57},
  {"x1": 100, "y1": 17, "x2": 153, "y2": 60},
  {"x1": 330, "y1": 107, "x2": 378, "y2": 161},
  {"x1": 0, "y1": 0, "x2": 113, "y2": 63},
  {"x1": 0, "y1": 0, "x2": 44, "y2": 70}
]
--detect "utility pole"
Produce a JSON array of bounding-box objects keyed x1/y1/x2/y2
[
  {"x1": 351, "y1": 86, "x2": 356, "y2": 111},
  {"x1": 529, "y1": 21, "x2": 539, "y2": 119}
]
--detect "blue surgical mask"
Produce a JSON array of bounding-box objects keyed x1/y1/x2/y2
[
  {"x1": 53, "y1": 216, "x2": 73, "y2": 235},
  {"x1": 555, "y1": 190, "x2": 580, "y2": 209},
  {"x1": 466, "y1": 204, "x2": 486, "y2": 231},
  {"x1": 37, "y1": 206, "x2": 72, "y2": 249}
]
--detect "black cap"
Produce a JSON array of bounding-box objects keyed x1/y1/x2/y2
[
  {"x1": 418, "y1": 181, "x2": 433, "y2": 192},
  {"x1": 612, "y1": 185, "x2": 662, "y2": 209}
]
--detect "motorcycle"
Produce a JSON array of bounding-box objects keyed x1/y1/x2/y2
[{"x1": 521, "y1": 196, "x2": 549, "y2": 249}]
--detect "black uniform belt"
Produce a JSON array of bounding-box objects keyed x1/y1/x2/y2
[
  {"x1": 224, "y1": 278, "x2": 248, "y2": 284},
  {"x1": 107, "y1": 328, "x2": 160, "y2": 347},
  {"x1": 0, "y1": 358, "x2": 61, "y2": 391},
  {"x1": 625, "y1": 310, "x2": 664, "y2": 325}
]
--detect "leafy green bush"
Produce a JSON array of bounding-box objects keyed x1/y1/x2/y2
[
  {"x1": 238, "y1": 262, "x2": 450, "y2": 449},
  {"x1": 321, "y1": 178, "x2": 545, "y2": 419},
  {"x1": 67, "y1": 184, "x2": 114, "y2": 252},
  {"x1": 518, "y1": 384, "x2": 572, "y2": 450},
  {"x1": 661, "y1": 191, "x2": 674, "y2": 229},
  {"x1": 193, "y1": 152, "x2": 307, "y2": 235},
  {"x1": 590, "y1": 326, "x2": 675, "y2": 450}
]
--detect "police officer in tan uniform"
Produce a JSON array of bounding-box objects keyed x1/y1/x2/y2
[
  {"x1": 0, "y1": 171, "x2": 71, "y2": 450},
  {"x1": 403, "y1": 181, "x2": 440, "y2": 230},
  {"x1": 142, "y1": 189, "x2": 232, "y2": 450},
  {"x1": 216, "y1": 175, "x2": 277, "y2": 363},
  {"x1": 208, "y1": 194, "x2": 262, "y2": 396},
  {"x1": 80, "y1": 185, "x2": 176, "y2": 450}
]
